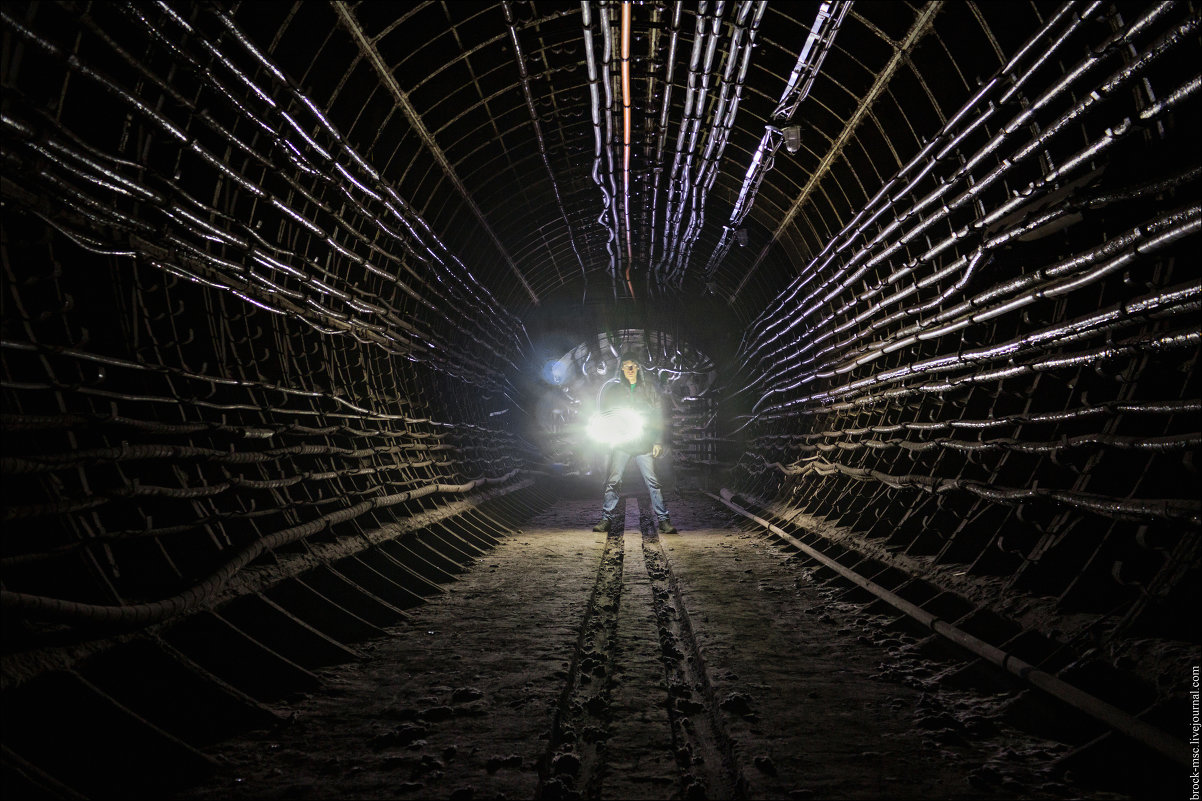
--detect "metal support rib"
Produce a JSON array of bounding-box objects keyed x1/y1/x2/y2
[
  {"x1": 502, "y1": 0, "x2": 588, "y2": 299},
  {"x1": 731, "y1": 1, "x2": 943, "y2": 303},
  {"x1": 331, "y1": 0, "x2": 539, "y2": 306}
]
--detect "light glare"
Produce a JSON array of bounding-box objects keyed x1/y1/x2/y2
[{"x1": 587, "y1": 409, "x2": 645, "y2": 446}]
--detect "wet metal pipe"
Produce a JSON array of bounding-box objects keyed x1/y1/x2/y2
[
  {"x1": 621, "y1": 1, "x2": 635, "y2": 298},
  {"x1": 710, "y1": 490, "x2": 1185, "y2": 766},
  {"x1": 2, "y1": 2, "x2": 530, "y2": 386},
  {"x1": 648, "y1": 2, "x2": 682, "y2": 271},
  {"x1": 771, "y1": 0, "x2": 851, "y2": 121},
  {"x1": 581, "y1": 1, "x2": 618, "y2": 292},
  {"x1": 736, "y1": 0, "x2": 1093, "y2": 355},
  {"x1": 670, "y1": 1, "x2": 763, "y2": 286},
  {"x1": 738, "y1": 26, "x2": 1198, "y2": 395},
  {"x1": 741, "y1": 0, "x2": 1185, "y2": 361}
]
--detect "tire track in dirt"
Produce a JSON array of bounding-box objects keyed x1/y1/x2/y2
[
  {"x1": 638, "y1": 503, "x2": 747, "y2": 801},
  {"x1": 536, "y1": 507, "x2": 626, "y2": 800}
]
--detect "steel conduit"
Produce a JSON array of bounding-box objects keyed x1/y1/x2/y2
[
  {"x1": 647, "y1": 1, "x2": 682, "y2": 271},
  {"x1": 669, "y1": 0, "x2": 762, "y2": 286},
  {"x1": 1, "y1": 3, "x2": 527, "y2": 389},
  {"x1": 621, "y1": 1, "x2": 635, "y2": 298},
  {"x1": 0, "y1": 471, "x2": 528, "y2": 625},
  {"x1": 741, "y1": 55, "x2": 1198, "y2": 398},
  {"x1": 709, "y1": 489, "x2": 1185, "y2": 766},
  {"x1": 736, "y1": 0, "x2": 1164, "y2": 366},
  {"x1": 761, "y1": 193, "x2": 1199, "y2": 390},
  {"x1": 580, "y1": 1, "x2": 618, "y2": 290},
  {"x1": 733, "y1": 453, "x2": 1202, "y2": 523},
  {"x1": 749, "y1": 265, "x2": 1202, "y2": 414}
]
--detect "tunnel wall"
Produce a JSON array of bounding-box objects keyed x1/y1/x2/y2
[
  {"x1": 0, "y1": 2, "x2": 538, "y2": 651},
  {"x1": 728, "y1": 2, "x2": 1200, "y2": 688},
  {"x1": 0, "y1": 3, "x2": 1197, "y2": 795},
  {"x1": 0, "y1": 0, "x2": 1197, "y2": 727}
]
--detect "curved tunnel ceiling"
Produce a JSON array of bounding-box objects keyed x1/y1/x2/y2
[
  {"x1": 5, "y1": 1, "x2": 1096, "y2": 364},
  {"x1": 1, "y1": 1, "x2": 1197, "y2": 534},
  {"x1": 231, "y1": 0, "x2": 1072, "y2": 323},
  {"x1": 6, "y1": 1, "x2": 1194, "y2": 385}
]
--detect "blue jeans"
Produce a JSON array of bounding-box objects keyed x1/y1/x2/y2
[{"x1": 601, "y1": 449, "x2": 670, "y2": 522}]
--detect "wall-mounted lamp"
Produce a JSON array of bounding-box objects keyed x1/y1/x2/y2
[{"x1": 782, "y1": 125, "x2": 801, "y2": 154}]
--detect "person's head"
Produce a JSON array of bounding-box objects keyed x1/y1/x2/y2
[{"x1": 619, "y1": 352, "x2": 641, "y2": 385}]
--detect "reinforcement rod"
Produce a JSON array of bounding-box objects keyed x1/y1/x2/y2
[
  {"x1": 502, "y1": 1, "x2": 588, "y2": 296},
  {"x1": 708, "y1": 489, "x2": 1185, "y2": 767},
  {"x1": 330, "y1": 1, "x2": 538, "y2": 306}
]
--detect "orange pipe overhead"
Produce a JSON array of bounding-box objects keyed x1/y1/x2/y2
[{"x1": 621, "y1": 1, "x2": 635, "y2": 299}]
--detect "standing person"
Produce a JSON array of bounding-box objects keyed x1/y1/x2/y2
[{"x1": 591, "y1": 352, "x2": 677, "y2": 533}]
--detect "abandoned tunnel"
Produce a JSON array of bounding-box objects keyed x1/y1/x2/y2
[{"x1": 1, "y1": 1, "x2": 1199, "y2": 799}]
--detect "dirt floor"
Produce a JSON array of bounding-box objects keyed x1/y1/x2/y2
[{"x1": 167, "y1": 493, "x2": 1127, "y2": 801}]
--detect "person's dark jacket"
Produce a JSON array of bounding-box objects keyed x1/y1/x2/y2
[{"x1": 599, "y1": 377, "x2": 665, "y2": 455}]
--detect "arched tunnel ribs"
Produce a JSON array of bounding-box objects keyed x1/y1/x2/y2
[{"x1": 1, "y1": 0, "x2": 1199, "y2": 798}]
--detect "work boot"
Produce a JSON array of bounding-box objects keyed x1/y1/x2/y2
[
  {"x1": 658, "y1": 519, "x2": 677, "y2": 534},
  {"x1": 592, "y1": 518, "x2": 610, "y2": 533}
]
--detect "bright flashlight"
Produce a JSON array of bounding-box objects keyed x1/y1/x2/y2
[{"x1": 587, "y1": 408, "x2": 645, "y2": 446}]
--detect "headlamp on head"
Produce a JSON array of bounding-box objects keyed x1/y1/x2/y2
[{"x1": 587, "y1": 408, "x2": 645, "y2": 446}]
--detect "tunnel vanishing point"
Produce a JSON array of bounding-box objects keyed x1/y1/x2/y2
[{"x1": 1, "y1": 1, "x2": 1199, "y2": 799}]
